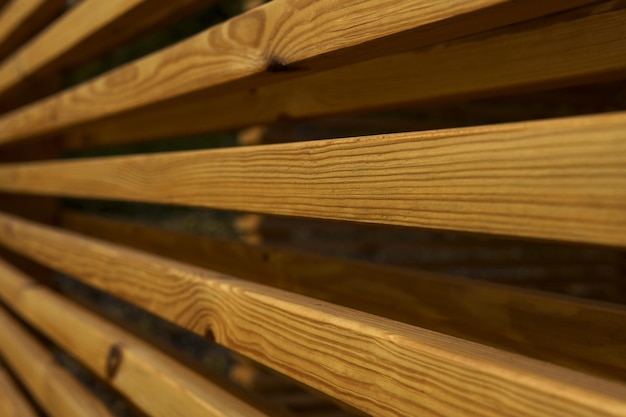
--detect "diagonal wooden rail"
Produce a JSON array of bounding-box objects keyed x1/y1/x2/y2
[
  {"x1": 0, "y1": 0, "x2": 64, "y2": 62},
  {"x1": 0, "y1": 364, "x2": 39, "y2": 417},
  {"x1": 65, "y1": 0, "x2": 626, "y2": 149},
  {"x1": 0, "y1": 211, "x2": 625, "y2": 417},
  {"x1": 0, "y1": 0, "x2": 599, "y2": 144},
  {"x1": 60, "y1": 210, "x2": 626, "y2": 381},
  {"x1": 0, "y1": 258, "x2": 277, "y2": 417},
  {"x1": 0, "y1": 305, "x2": 115, "y2": 417},
  {"x1": 1, "y1": 112, "x2": 625, "y2": 246},
  {"x1": 0, "y1": 0, "x2": 216, "y2": 107}
]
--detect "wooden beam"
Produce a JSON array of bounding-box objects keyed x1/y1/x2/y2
[
  {"x1": 0, "y1": 0, "x2": 598, "y2": 144},
  {"x1": 0, "y1": 306, "x2": 115, "y2": 417},
  {"x1": 0, "y1": 364, "x2": 39, "y2": 417},
  {"x1": 0, "y1": 0, "x2": 65, "y2": 63},
  {"x1": 0, "y1": 259, "x2": 277, "y2": 417},
  {"x1": 58, "y1": 210, "x2": 626, "y2": 380},
  {"x1": 0, "y1": 213, "x2": 625, "y2": 416},
  {"x1": 2, "y1": 112, "x2": 626, "y2": 246},
  {"x1": 66, "y1": 0, "x2": 626, "y2": 149},
  {"x1": 0, "y1": 136, "x2": 61, "y2": 282},
  {"x1": 0, "y1": 0, "x2": 217, "y2": 108}
]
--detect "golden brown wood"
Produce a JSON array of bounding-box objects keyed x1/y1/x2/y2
[
  {"x1": 0, "y1": 306, "x2": 115, "y2": 417},
  {"x1": 0, "y1": 0, "x2": 217, "y2": 106},
  {"x1": 0, "y1": 0, "x2": 64, "y2": 63},
  {"x1": 2, "y1": 112, "x2": 626, "y2": 246},
  {"x1": 67, "y1": 0, "x2": 626, "y2": 149},
  {"x1": 229, "y1": 362, "x2": 292, "y2": 394},
  {"x1": 0, "y1": 213, "x2": 626, "y2": 417},
  {"x1": 0, "y1": 258, "x2": 275, "y2": 417},
  {"x1": 243, "y1": 0, "x2": 265, "y2": 11},
  {"x1": 0, "y1": 365, "x2": 38, "y2": 417},
  {"x1": 58, "y1": 211, "x2": 626, "y2": 380},
  {"x1": 0, "y1": 137, "x2": 61, "y2": 282},
  {"x1": 0, "y1": 0, "x2": 597, "y2": 144}
]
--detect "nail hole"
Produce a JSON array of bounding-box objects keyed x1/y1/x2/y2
[
  {"x1": 205, "y1": 327, "x2": 216, "y2": 342},
  {"x1": 106, "y1": 344, "x2": 123, "y2": 379}
]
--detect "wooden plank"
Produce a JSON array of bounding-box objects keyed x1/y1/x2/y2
[
  {"x1": 3, "y1": 112, "x2": 626, "y2": 246},
  {"x1": 66, "y1": 0, "x2": 626, "y2": 149},
  {"x1": 1, "y1": 213, "x2": 626, "y2": 416},
  {"x1": 0, "y1": 137, "x2": 61, "y2": 282},
  {"x1": 0, "y1": 0, "x2": 597, "y2": 144},
  {"x1": 0, "y1": 0, "x2": 216, "y2": 108},
  {"x1": 0, "y1": 259, "x2": 276, "y2": 417},
  {"x1": 0, "y1": 306, "x2": 115, "y2": 417},
  {"x1": 0, "y1": 364, "x2": 39, "y2": 417},
  {"x1": 0, "y1": 0, "x2": 65, "y2": 63},
  {"x1": 58, "y1": 210, "x2": 626, "y2": 380}
]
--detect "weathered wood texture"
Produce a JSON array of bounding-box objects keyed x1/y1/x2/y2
[
  {"x1": 59, "y1": 210, "x2": 626, "y2": 381},
  {"x1": 0, "y1": 0, "x2": 64, "y2": 63},
  {"x1": 0, "y1": 364, "x2": 39, "y2": 417},
  {"x1": 0, "y1": 213, "x2": 626, "y2": 417},
  {"x1": 0, "y1": 0, "x2": 599, "y2": 144},
  {"x1": 2, "y1": 112, "x2": 626, "y2": 246},
  {"x1": 66, "y1": 0, "x2": 626, "y2": 149},
  {"x1": 0, "y1": 305, "x2": 115, "y2": 417},
  {"x1": 0, "y1": 0, "x2": 217, "y2": 109},
  {"x1": 0, "y1": 258, "x2": 274, "y2": 417}
]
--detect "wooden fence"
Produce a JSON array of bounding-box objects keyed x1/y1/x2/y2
[{"x1": 0, "y1": 1, "x2": 625, "y2": 416}]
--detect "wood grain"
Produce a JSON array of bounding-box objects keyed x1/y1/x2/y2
[
  {"x1": 0, "y1": 364, "x2": 38, "y2": 417},
  {"x1": 60, "y1": 210, "x2": 626, "y2": 381},
  {"x1": 0, "y1": 213, "x2": 626, "y2": 417},
  {"x1": 0, "y1": 305, "x2": 115, "y2": 417},
  {"x1": 0, "y1": 0, "x2": 64, "y2": 63},
  {"x1": 2, "y1": 112, "x2": 626, "y2": 246},
  {"x1": 0, "y1": 258, "x2": 274, "y2": 417},
  {"x1": 67, "y1": 0, "x2": 626, "y2": 149},
  {"x1": 0, "y1": 0, "x2": 216, "y2": 104},
  {"x1": 0, "y1": 0, "x2": 597, "y2": 144},
  {"x1": 0, "y1": 137, "x2": 60, "y2": 282}
]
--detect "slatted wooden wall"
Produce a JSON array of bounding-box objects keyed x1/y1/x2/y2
[{"x1": 0, "y1": 1, "x2": 625, "y2": 416}]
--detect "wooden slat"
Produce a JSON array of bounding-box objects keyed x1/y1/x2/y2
[
  {"x1": 0, "y1": 364, "x2": 39, "y2": 417},
  {"x1": 0, "y1": 0, "x2": 598, "y2": 144},
  {"x1": 59, "y1": 210, "x2": 626, "y2": 380},
  {"x1": 2, "y1": 112, "x2": 626, "y2": 246},
  {"x1": 0, "y1": 138, "x2": 60, "y2": 282},
  {"x1": 0, "y1": 0, "x2": 64, "y2": 63},
  {"x1": 67, "y1": 0, "x2": 626, "y2": 149},
  {"x1": 0, "y1": 0, "x2": 216, "y2": 107},
  {"x1": 0, "y1": 213, "x2": 625, "y2": 417},
  {"x1": 0, "y1": 306, "x2": 115, "y2": 417},
  {"x1": 0, "y1": 258, "x2": 276, "y2": 417}
]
